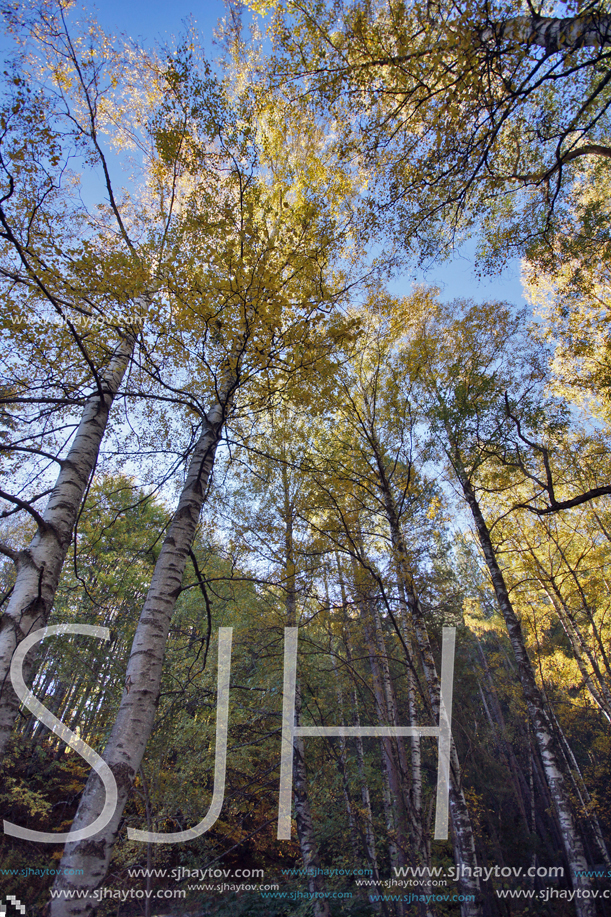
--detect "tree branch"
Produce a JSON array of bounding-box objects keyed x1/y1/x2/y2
[
  {"x1": 0, "y1": 488, "x2": 50, "y2": 531},
  {"x1": 504, "y1": 394, "x2": 611, "y2": 515},
  {"x1": 481, "y1": 14, "x2": 611, "y2": 52},
  {"x1": 0, "y1": 543, "x2": 18, "y2": 562}
]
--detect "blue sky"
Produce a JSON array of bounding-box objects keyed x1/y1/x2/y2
[
  {"x1": 94, "y1": 0, "x2": 227, "y2": 49},
  {"x1": 398, "y1": 238, "x2": 525, "y2": 307}
]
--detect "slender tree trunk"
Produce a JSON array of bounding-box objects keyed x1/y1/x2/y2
[
  {"x1": 361, "y1": 614, "x2": 409, "y2": 917},
  {"x1": 351, "y1": 684, "x2": 386, "y2": 910},
  {"x1": 0, "y1": 335, "x2": 134, "y2": 761},
  {"x1": 292, "y1": 691, "x2": 331, "y2": 917},
  {"x1": 528, "y1": 733, "x2": 537, "y2": 882},
  {"x1": 473, "y1": 641, "x2": 531, "y2": 833},
  {"x1": 525, "y1": 517, "x2": 611, "y2": 705},
  {"x1": 454, "y1": 459, "x2": 596, "y2": 916},
  {"x1": 371, "y1": 599, "x2": 419, "y2": 835},
  {"x1": 345, "y1": 676, "x2": 387, "y2": 910},
  {"x1": 543, "y1": 582, "x2": 611, "y2": 722},
  {"x1": 406, "y1": 649, "x2": 424, "y2": 845},
  {"x1": 329, "y1": 655, "x2": 362, "y2": 865},
  {"x1": 547, "y1": 704, "x2": 611, "y2": 868},
  {"x1": 338, "y1": 567, "x2": 385, "y2": 909},
  {"x1": 548, "y1": 536, "x2": 611, "y2": 682},
  {"x1": 282, "y1": 463, "x2": 331, "y2": 917},
  {"x1": 407, "y1": 588, "x2": 483, "y2": 914},
  {"x1": 368, "y1": 437, "x2": 482, "y2": 916},
  {"x1": 49, "y1": 376, "x2": 233, "y2": 917}
]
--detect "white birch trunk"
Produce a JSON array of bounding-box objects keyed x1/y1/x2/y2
[
  {"x1": 351, "y1": 684, "x2": 384, "y2": 895},
  {"x1": 0, "y1": 335, "x2": 134, "y2": 760},
  {"x1": 543, "y1": 583, "x2": 611, "y2": 722},
  {"x1": 455, "y1": 460, "x2": 596, "y2": 917},
  {"x1": 48, "y1": 378, "x2": 233, "y2": 917}
]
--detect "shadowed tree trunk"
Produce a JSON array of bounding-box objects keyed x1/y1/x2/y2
[
  {"x1": 281, "y1": 461, "x2": 331, "y2": 917},
  {"x1": 366, "y1": 432, "x2": 482, "y2": 916},
  {"x1": 454, "y1": 455, "x2": 597, "y2": 917}
]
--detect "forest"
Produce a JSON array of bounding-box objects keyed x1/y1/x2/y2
[{"x1": 0, "y1": 1, "x2": 611, "y2": 916}]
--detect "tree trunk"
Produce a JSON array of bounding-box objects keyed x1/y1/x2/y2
[
  {"x1": 293, "y1": 690, "x2": 332, "y2": 917},
  {"x1": 547, "y1": 704, "x2": 611, "y2": 868},
  {"x1": 0, "y1": 334, "x2": 134, "y2": 761},
  {"x1": 361, "y1": 613, "x2": 409, "y2": 917},
  {"x1": 543, "y1": 580, "x2": 611, "y2": 723},
  {"x1": 329, "y1": 655, "x2": 362, "y2": 866},
  {"x1": 407, "y1": 588, "x2": 482, "y2": 915},
  {"x1": 282, "y1": 463, "x2": 331, "y2": 917},
  {"x1": 473, "y1": 640, "x2": 531, "y2": 833},
  {"x1": 48, "y1": 377, "x2": 233, "y2": 917},
  {"x1": 454, "y1": 459, "x2": 596, "y2": 916},
  {"x1": 338, "y1": 568, "x2": 386, "y2": 908},
  {"x1": 368, "y1": 436, "x2": 482, "y2": 916}
]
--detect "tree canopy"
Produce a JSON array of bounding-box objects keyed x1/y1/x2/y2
[{"x1": 1, "y1": 2, "x2": 611, "y2": 917}]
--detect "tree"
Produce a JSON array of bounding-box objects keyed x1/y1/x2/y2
[
  {"x1": 402, "y1": 291, "x2": 603, "y2": 915},
  {"x1": 304, "y1": 310, "x2": 483, "y2": 915},
  {"x1": 0, "y1": 7, "x2": 166, "y2": 758},
  {"x1": 44, "y1": 34, "x2": 357, "y2": 913},
  {"x1": 23, "y1": 477, "x2": 169, "y2": 748},
  {"x1": 247, "y1": 0, "x2": 611, "y2": 272},
  {"x1": 524, "y1": 157, "x2": 611, "y2": 423}
]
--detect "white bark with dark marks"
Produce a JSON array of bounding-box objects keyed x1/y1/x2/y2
[
  {"x1": 455, "y1": 459, "x2": 596, "y2": 917},
  {"x1": 0, "y1": 335, "x2": 134, "y2": 761},
  {"x1": 48, "y1": 378, "x2": 233, "y2": 917}
]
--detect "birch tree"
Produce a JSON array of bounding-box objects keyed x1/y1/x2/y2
[
  {"x1": 247, "y1": 0, "x2": 611, "y2": 270},
  {"x1": 0, "y1": 0, "x2": 297, "y2": 766},
  {"x1": 0, "y1": 7, "x2": 167, "y2": 759},
  {"x1": 402, "y1": 292, "x2": 600, "y2": 915},
  {"x1": 46, "y1": 66, "x2": 356, "y2": 911},
  {"x1": 308, "y1": 315, "x2": 483, "y2": 915}
]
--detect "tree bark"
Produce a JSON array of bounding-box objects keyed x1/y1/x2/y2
[
  {"x1": 329, "y1": 655, "x2": 362, "y2": 866},
  {"x1": 407, "y1": 588, "x2": 483, "y2": 915},
  {"x1": 0, "y1": 334, "x2": 134, "y2": 761},
  {"x1": 454, "y1": 458, "x2": 596, "y2": 917},
  {"x1": 337, "y1": 563, "x2": 386, "y2": 909},
  {"x1": 367, "y1": 434, "x2": 482, "y2": 916},
  {"x1": 547, "y1": 704, "x2": 611, "y2": 869},
  {"x1": 292, "y1": 691, "x2": 332, "y2": 917},
  {"x1": 473, "y1": 640, "x2": 531, "y2": 834},
  {"x1": 361, "y1": 613, "x2": 409, "y2": 917},
  {"x1": 48, "y1": 376, "x2": 233, "y2": 917},
  {"x1": 282, "y1": 462, "x2": 331, "y2": 917},
  {"x1": 543, "y1": 581, "x2": 611, "y2": 723}
]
